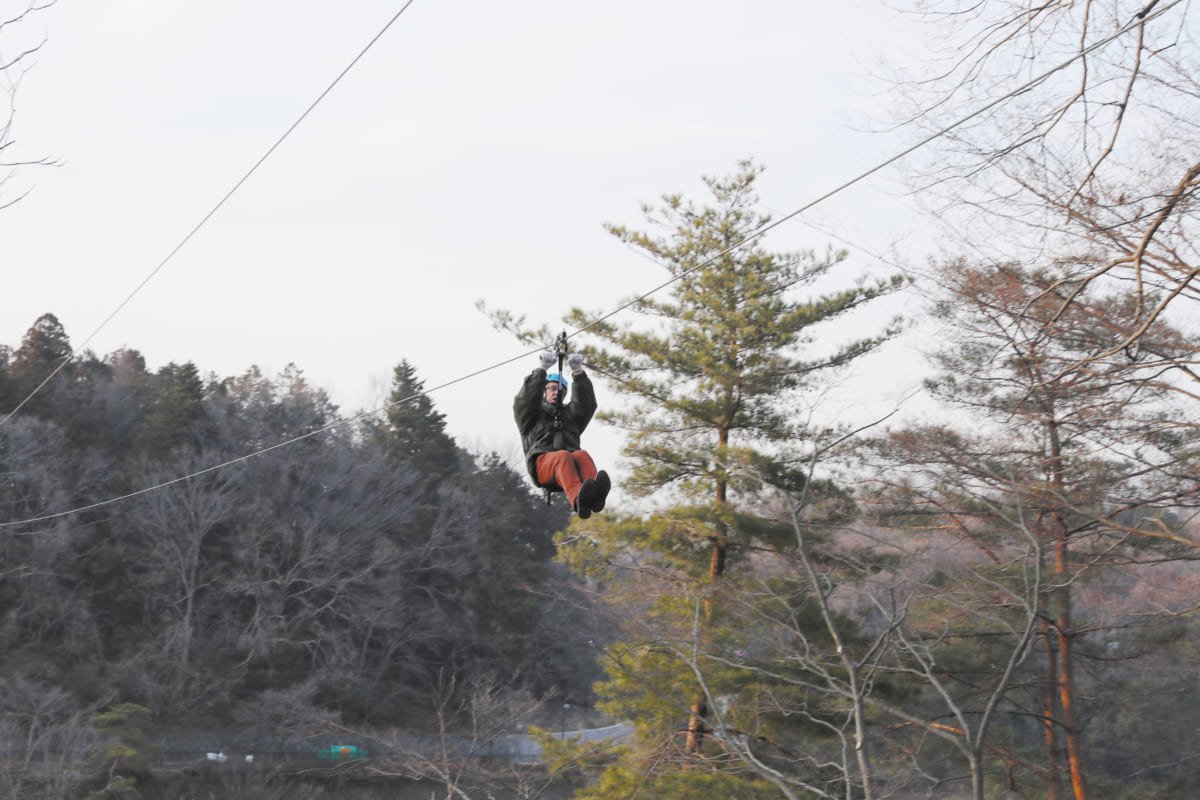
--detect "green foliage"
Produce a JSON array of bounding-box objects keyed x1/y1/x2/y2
[
  {"x1": 89, "y1": 703, "x2": 155, "y2": 784},
  {"x1": 560, "y1": 518, "x2": 883, "y2": 794},
  {"x1": 131, "y1": 361, "x2": 205, "y2": 461},
  {"x1": 546, "y1": 670, "x2": 790, "y2": 800},
  {"x1": 87, "y1": 775, "x2": 143, "y2": 800},
  {"x1": 383, "y1": 359, "x2": 459, "y2": 480},
  {"x1": 574, "y1": 162, "x2": 901, "y2": 503},
  {"x1": 534, "y1": 725, "x2": 623, "y2": 780},
  {"x1": 573, "y1": 763, "x2": 783, "y2": 800}
]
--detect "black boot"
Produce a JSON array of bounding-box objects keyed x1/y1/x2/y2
[
  {"x1": 591, "y1": 471, "x2": 611, "y2": 512},
  {"x1": 575, "y1": 479, "x2": 597, "y2": 519}
]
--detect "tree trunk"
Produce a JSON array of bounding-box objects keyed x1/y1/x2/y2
[
  {"x1": 709, "y1": 425, "x2": 730, "y2": 583},
  {"x1": 687, "y1": 427, "x2": 731, "y2": 755},
  {"x1": 1055, "y1": 534, "x2": 1088, "y2": 800},
  {"x1": 685, "y1": 698, "x2": 708, "y2": 755},
  {"x1": 1039, "y1": 616, "x2": 1063, "y2": 800},
  {"x1": 1048, "y1": 418, "x2": 1088, "y2": 799}
]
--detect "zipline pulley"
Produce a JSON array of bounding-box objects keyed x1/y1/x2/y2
[{"x1": 553, "y1": 330, "x2": 568, "y2": 409}]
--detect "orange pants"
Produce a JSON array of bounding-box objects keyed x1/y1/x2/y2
[{"x1": 536, "y1": 450, "x2": 597, "y2": 507}]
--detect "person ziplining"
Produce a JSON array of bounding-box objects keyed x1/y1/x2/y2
[{"x1": 513, "y1": 339, "x2": 611, "y2": 518}]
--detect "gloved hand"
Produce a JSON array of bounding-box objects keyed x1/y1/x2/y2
[
  {"x1": 538, "y1": 351, "x2": 556, "y2": 370},
  {"x1": 568, "y1": 353, "x2": 585, "y2": 372}
]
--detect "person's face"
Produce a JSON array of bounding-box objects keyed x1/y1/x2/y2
[{"x1": 544, "y1": 382, "x2": 563, "y2": 403}]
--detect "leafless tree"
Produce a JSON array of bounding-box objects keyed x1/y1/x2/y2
[
  {"x1": 226, "y1": 438, "x2": 440, "y2": 715},
  {"x1": 0, "y1": 1, "x2": 55, "y2": 210},
  {"x1": 0, "y1": 417, "x2": 105, "y2": 671},
  {"x1": 121, "y1": 452, "x2": 240, "y2": 708},
  {"x1": 656, "y1": 472, "x2": 1043, "y2": 800},
  {"x1": 293, "y1": 673, "x2": 560, "y2": 800},
  {"x1": 865, "y1": 260, "x2": 1200, "y2": 799},
  {"x1": 891, "y1": 0, "x2": 1199, "y2": 353},
  {"x1": 0, "y1": 676, "x2": 99, "y2": 800}
]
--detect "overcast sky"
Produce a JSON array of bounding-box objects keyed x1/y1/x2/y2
[{"x1": 2, "y1": 1, "x2": 937, "y2": 502}]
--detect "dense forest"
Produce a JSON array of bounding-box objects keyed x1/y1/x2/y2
[
  {"x1": 0, "y1": 320, "x2": 608, "y2": 796},
  {"x1": 4, "y1": 2, "x2": 1200, "y2": 798}
]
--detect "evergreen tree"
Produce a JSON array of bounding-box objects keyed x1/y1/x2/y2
[
  {"x1": 95, "y1": 348, "x2": 155, "y2": 460},
  {"x1": 6, "y1": 312, "x2": 73, "y2": 418},
  {"x1": 0, "y1": 344, "x2": 12, "y2": 412},
  {"x1": 10, "y1": 312, "x2": 72, "y2": 375},
  {"x1": 570, "y1": 160, "x2": 901, "y2": 575},
  {"x1": 547, "y1": 162, "x2": 903, "y2": 792},
  {"x1": 131, "y1": 362, "x2": 205, "y2": 461},
  {"x1": 384, "y1": 359, "x2": 459, "y2": 481},
  {"x1": 370, "y1": 360, "x2": 463, "y2": 544},
  {"x1": 458, "y1": 454, "x2": 566, "y2": 687}
]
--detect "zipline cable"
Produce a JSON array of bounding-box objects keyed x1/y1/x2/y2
[
  {"x1": 0, "y1": 0, "x2": 419, "y2": 433},
  {"x1": 0, "y1": 0, "x2": 1178, "y2": 530}
]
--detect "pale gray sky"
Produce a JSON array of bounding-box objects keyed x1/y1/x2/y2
[{"x1": 2, "y1": 1, "x2": 934, "y2": 498}]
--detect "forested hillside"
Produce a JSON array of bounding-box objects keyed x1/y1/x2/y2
[{"x1": 0, "y1": 315, "x2": 602, "y2": 774}]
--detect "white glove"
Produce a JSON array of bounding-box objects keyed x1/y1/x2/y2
[
  {"x1": 568, "y1": 353, "x2": 585, "y2": 372},
  {"x1": 538, "y1": 351, "x2": 556, "y2": 370}
]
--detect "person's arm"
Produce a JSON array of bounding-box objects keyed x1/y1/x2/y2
[
  {"x1": 568, "y1": 371, "x2": 597, "y2": 432},
  {"x1": 513, "y1": 369, "x2": 547, "y2": 436}
]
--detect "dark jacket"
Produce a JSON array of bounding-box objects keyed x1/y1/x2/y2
[{"x1": 513, "y1": 369, "x2": 597, "y2": 484}]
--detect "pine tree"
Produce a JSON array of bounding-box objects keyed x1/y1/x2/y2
[
  {"x1": 10, "y1": 313, "x2": 71, "y2": 373},
  {"x1": 132, "y1": 362, "x2": 206, "y2": 461},
  {"x1": 571, "y1": 161, "x2": 901, "y2": 580},
  {"x1": 6, "y1": 312, "x2": 73, "y2": 417},
  {"x1": 551, "y1": 162, "x2": 903, "y2": 791},
  {"x1": 384, "y1": 359, "x2": 459, "y2": 481}
]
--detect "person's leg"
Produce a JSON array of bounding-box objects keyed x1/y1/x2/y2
[
  {"x1": 591, "y1": 469, "x2": 611, "y2": 512},
  {"x1": 569, "y1": 451, "x2": 610, "y2": 513},
  {"x1": 536, "y1": 451, "x2": 584, "y2": 508},
  {"x1": 569, "y1": 450, "x2": 597, "y2": 481}
]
